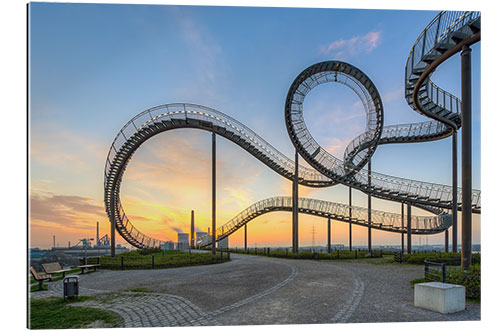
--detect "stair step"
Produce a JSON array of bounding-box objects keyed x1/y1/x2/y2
[
  {"x1": 412, "y1": 66, "x2": 426, "y2": 75},
  {"x1": 421, "y1": 52, "x2": 440, "y2": 64},
  {"x1": 469, "y1": 17, "x2": 481, "y2": 34},
  {"x1": 450, "y1": 31, "x2": 469, "y2": 43},
  {"x1": 435, "y1": 40, "x2": 456, "y2": 53}
]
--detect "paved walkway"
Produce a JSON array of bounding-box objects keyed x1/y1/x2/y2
[{"x1": 30, "y1": 253, "x2": 480, "y2": 327}]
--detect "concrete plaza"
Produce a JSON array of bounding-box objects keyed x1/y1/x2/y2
[{"x1": 30, "y1": 253, "x2": 480, "y2": 327}]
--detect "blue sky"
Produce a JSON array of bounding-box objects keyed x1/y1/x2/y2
[{"x1": 28, "y1": 2, "x2": 481, "y2": 248}]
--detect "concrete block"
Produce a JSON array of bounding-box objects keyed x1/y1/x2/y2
[{"x1": 414, "y1": 282, "x2": 465, "y2": 314}]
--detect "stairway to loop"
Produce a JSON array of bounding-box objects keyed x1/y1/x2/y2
[{"x1": 104, "y1": 11, "x2": 480, "y2": 249}]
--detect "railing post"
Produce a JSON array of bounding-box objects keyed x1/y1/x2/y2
[
  {"x1": 442, "y1": 264, "x2": 446, "y2": 283},
  {"x1": 152, "y1": 255, "x2": 155, "y2": 269},
  {"x1": 121, "y1": 256, "x2": 124, "y2": 270}
]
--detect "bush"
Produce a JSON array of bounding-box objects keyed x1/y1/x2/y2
[
  {"x1": 137, "y1": 247, "x2": 163, "y2": 255},
  {"x1": 446, "y1": 264, "x2": 481, "y2": 300},
  {"x1": 400, "y1": 252, "x2": 480, "y2": 265},
  {"x1": 228, "y1": 248, "x2": 385, "y2": 260}
]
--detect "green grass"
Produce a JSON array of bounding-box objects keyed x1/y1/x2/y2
[
  {"x1": 87, "y1": 249, "x2": 230, "y2": 270},
  {"x1": 30, "y1": 284, "x2": 48, "y2": 292},
  {"x1": 29, "y1": 297, "x2": 123, "y2": 329}
]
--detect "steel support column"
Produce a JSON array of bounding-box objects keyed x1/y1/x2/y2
[
  {"x1": 327, "y1": 217, "x2": 331, "y2": 254},
  {"x1": 401, "y1": 202, "x2": 404, "y2": 253},
  {"x1": 452, "y1": 132, "x2": 458, "y2": 252},
  {"x1": 212, "y1": 131, "x2": 216, "y2": 255},
  {"x1": 368, "y1": 159, "x2": 372, "y2": 254},
  {"x1": 407, "y1": 202, "x2": 412, "y2": 254},
  {"x1": 445, "y1": 229, "x2": 449, "y2": 253},
  {"x1": 111, "y1": 215, "x2": 116, "y2": 257},
  {"x1": 292, "y1": 150, "x2": 299, "y2": 253},
  {"x1": 461, "y1": 45, "x2": 472, "y2": 269},
  {"x1": 244, "y1": 224, "x2": 247, "y2": 251},
  {"x1": 349, "y1": 186, "x2": 352, "y2": 251}
]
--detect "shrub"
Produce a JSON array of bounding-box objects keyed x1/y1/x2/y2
[
  {"x1": 228, "y1": 248, "x2": 385, "y2": 260},
  {"x1": 446, "y1": 264, "x2": 481, "y2": 300},
  {"x1": 88, "y1": 250, "x2": 229, "y2": 270},
  {"x1": 137, "y1": 247, "x2": 163, "y2": 255},
  {"x1": 400, "y1": 252, "x2": 480, "y2": 265}
]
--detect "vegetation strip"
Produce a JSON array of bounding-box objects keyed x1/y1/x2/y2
[
  {"x1": 29, "y1": 296, "x2": 123, "y2": 329},
  {"x1": 87, "y1": 249, "x2": 230, "y2": 270}
]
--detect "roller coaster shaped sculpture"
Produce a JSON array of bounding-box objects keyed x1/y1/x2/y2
[{"x1": 104, "y1": 11, "x2": 480, "y2": 249}]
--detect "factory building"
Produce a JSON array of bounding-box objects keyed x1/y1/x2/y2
[{"x1": 177, "y1": 232, "x2": 189, "y2": 250}]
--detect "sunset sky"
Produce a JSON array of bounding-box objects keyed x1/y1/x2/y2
[{"x1": 28, "y1": 2, "x2": 481, "y2": 250}]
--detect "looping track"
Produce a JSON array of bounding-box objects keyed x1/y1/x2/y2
[{"x1": 104, "y1": 11, "x2": 480, "y2": 249}]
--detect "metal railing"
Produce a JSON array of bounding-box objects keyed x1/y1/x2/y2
[
  {"x1": 405, "y1": 11, "x2": 480, "y2": 120},
  {"x1": 424, "y1": 259, "x2": 447, "y2": 283}
]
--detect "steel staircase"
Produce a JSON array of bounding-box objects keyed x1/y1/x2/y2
[
  {"x1": 197, "y1": 196, "x2": 452, "y2": 247},
  {"x1": 104, "y1": 11, "x2": 480, "y2": 249}
]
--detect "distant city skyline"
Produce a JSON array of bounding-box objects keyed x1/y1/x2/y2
[{"x1": 29, "y1": 2, "x2": 480, "y2": 249}]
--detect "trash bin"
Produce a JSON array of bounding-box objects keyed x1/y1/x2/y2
[{"x1": 63, "y1": 276, "x2": 79, "y2": 300}]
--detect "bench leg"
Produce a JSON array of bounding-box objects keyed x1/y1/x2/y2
[{"x1": 38, "y1": 281, "x2": 44, "y2": 291}]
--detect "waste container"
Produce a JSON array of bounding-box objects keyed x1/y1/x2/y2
[{"x1": 63, "y1": 276, "x2": 79, "y2": 300}]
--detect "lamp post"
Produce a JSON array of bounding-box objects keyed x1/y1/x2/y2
[{"x1": 82, "y1": 238, "x2": 94, "y2": 265}]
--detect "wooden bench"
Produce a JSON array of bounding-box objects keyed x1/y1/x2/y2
[
  {"x1": 78, "y1": 264, "x2": 100, "y2": 274},
  {"x1": 42, "y1": 262, "x2": 72, "y2": 278},
  {"x1": 30, "y1": 266, "x2": 52, "y2": 291}
]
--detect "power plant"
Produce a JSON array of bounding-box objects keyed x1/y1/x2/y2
[{"x1": 177, "y1": 232, "x2": 189, "y2": 250}]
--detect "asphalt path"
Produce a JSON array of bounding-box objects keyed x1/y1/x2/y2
[{"x1": 31, "y1": 253, "x2": 480, "y2": 325}]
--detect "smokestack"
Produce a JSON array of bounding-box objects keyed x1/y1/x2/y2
[
  {"x1": 68, "y1": 241, "x2": 70, "y2": 248},
  {"x1": 190, "y1": 210, "x2": 195, "y2": 248},
  {"x1": 96, "y1": 221, "x2": 100, "y2": 246},
  {"x1": 53, "y1": 235, "x2": 55, "y2": 248}
]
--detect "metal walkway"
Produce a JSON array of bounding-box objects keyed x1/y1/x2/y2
[{"x1": 104, "y1": 11, "x2": 480, "y2": 249}]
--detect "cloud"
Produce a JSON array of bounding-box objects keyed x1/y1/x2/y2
[
  {"x1": 170, "y1": 226, "x2": 185, "y2": 233},
  {"x1": 321, "y1": 31, "x2": 382, "y2": 60},
  {"x1": 324, "y1": 137, "x2": 353, "y2": 156},
  {"x1": 169, "y1": 8, "x2": 226, "y2": 103},
  {"x1": 30, "y1": 191, "x2": 106, "y2": 231}
]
